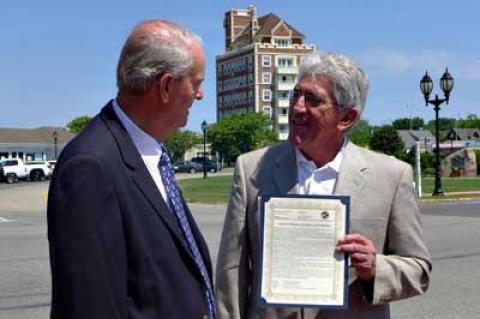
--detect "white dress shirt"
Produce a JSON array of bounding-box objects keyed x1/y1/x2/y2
[
  {"x1": 295, "y1": 139, "x2": 348, "y2": 195},
  {"x1": 112, "y1": 99, "x2": 169, "y2": 202}
]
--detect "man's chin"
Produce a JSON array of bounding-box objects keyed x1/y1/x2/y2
[
  {"x1": 288, "y1": 126, "x2": 309, "y2": 146},
  {"x1": 288, "y1": 133, "x2": 303, "y2": 147}
]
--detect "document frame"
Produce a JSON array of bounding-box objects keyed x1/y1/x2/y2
[{"x1": 258, "y1": 194, "x2": 350, "y2": 309}]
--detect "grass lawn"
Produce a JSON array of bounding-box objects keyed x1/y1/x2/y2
[
  {"x1": 177, "y1": 175, "x2": 480, "y2": 204},
  {"x1": 421, "y1": 177, "x2": 480, "y2": 194},
  {"x1": 178, "y1": 175, "x2": 234, "y2": 204}
]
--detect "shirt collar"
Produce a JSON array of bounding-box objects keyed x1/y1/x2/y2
[
  {"x1": 295, "y1": 139, "x2": 348, "y2": 173},
  {"x1": 112, "y1": 98, "x2": 164, "y2": 160}
]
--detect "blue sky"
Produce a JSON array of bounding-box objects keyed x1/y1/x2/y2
[{"x1": 1, "y1": 0, "x2": 479, "y2": 132}]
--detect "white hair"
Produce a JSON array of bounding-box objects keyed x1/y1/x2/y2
[
  {"x1": 299, "y1": 52, "x2": 369, "y2": 116},
  {"x1": 116, "y1": 20, "x2": 201, "y2": 95}
]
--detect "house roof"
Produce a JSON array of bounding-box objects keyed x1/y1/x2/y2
[
  {"x1": 396, "y1": 130, "x2": 436, "y2": 149},
  {"x1": 0, "y1": 127, "x2": 75, "y2": 144},
  {"x1": 256, "y1": 13, "x2": 304, "y2": 37},
  {"x1": 235, "y1": 12, "x2": 304, "y2": 42},
  {"x1": 446, "y1": 128, "x2": 480, "y2": 140}
]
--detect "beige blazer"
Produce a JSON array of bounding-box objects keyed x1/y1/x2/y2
[{"x1": 215, "y1": 141, "x2": 431, "y2": 319}]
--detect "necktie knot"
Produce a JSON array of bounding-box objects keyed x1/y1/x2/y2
[{"x1": 159, "y1": 146, "x2": 171, "y2": 167}]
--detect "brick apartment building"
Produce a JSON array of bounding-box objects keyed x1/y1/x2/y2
[{"x1": 216, "y1": 5, "x2": 315, "y2": 140}]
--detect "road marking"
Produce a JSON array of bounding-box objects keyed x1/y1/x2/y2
[
  {"x1": 0, "y1": 217, "x2": 12, "y2": 223},
  {"x1": 42, "y1": 192, "x2": 48, "y2": 204}
]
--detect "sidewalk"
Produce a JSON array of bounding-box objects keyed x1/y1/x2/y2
[{"x1": 419, "y1": 191, "x2": 480, "y2": 203}]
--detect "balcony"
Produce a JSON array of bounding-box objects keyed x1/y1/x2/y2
[
  {"x1": 275, "y1": 82, "x2": 295, "y2": 91},
  {"x1": 277, "y1": 131, "x2": 289, "y2": 141},
  {"x1": 277, "y1": 113, "x2": 289, "y2": 124},
  {"x1": 275, "y1": 66, "x2": 298, "y2": 74},
  {"x1": 276, "y1": 98, "x2": 290, "y2": 108}
]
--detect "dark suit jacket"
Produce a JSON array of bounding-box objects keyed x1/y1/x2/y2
[{"x1": 47, "y1": 101, "x2": 213, "y2": 319}]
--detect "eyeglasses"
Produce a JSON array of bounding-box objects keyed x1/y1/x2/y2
[{"x1": 289, "y1": 88, "x2": 337, "y2": 108}]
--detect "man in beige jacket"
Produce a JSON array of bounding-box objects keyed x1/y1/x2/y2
[{"x1": 215, "y1": 52, "x2": 431, "y2": 319}]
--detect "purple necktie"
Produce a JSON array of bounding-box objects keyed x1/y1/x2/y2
[{"x1": 158, "y1": 146, "x2": 216, "y2": 319}]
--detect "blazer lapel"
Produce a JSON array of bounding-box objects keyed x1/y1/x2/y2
[
  {"x1": 100, "y1": 102, "x2": 190, "y2": 255},
  {"x1": 334, "y1": 142, "x2": 370, "y2": 208},
  {"x1": 272, "y1": 143, "x2": 299, "y2": 194}
]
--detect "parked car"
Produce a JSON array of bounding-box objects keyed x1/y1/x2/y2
[
  {"x1": 172, "y1": 161, "x2": 203, "y2": 174},
  {"x1": 25, "y1": 161, "x2": 51, "y2": 181},
  {"x1": 190, "y1": 157, "x2": 219, "y2": 172},
  {"x1": 46, "y1": 160, "x2": 57, "y2": 175},
  {"x1": 0, "y1": 158, "x2": 29, "y2": 183}
]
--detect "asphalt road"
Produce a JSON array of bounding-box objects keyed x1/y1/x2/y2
[{"x1": 0, "y1": 181, "x2": 479, "y2": 318}]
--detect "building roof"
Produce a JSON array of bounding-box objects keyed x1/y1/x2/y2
[
  {"x1": 256, "y1": 13, "x2": 304, "y2": 37},
  {"x1": 235, "y1": 12, "x2": 304, "y2": 43},
  {"x1": 0, "y1": 127, "x2": 75, "y2": 144},
  {"x1": 397, "y1": 129, "x2": 436, "y2": 149},
  {"x1": 445, "y1": 128, "x2": 480, "y2": 140}
]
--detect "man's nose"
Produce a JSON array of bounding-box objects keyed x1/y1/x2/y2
[
  {"x1": 291, "y1": 95, "x2": 306, "y2": 113},
  {"x1": 195, "y1": 87, "x2": 204, "y2": 100}
]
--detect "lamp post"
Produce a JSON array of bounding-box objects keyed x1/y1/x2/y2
[
  {"x1": 419, "y1": 68, "x2": 454, "y2": 196},
  {"x1": 52, "y1": 130, "x2": 58, "y2": 160},
  {"x1": 201, "y1": 120, "x2": 207, "y2": 179}
]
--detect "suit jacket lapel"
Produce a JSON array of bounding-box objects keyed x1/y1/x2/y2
[
  {"x1": 99, "y1": 102, "x2": 192, "y2": 257},
  {"x1": 272, "y1": 143, "x2": 299, "y2": 194},
  {"x1": 334, "y1": 141, "x2": 369, "y2": 208}
]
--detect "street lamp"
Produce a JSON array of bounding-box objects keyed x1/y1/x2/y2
[
  {"x1": 201, "y1": 120, "x2": 208, "y2": 179},
  {"x1": 419, "y1": 68, "x2": 454, "y2": 196},
  {"x1": 52, "y1": 130, "x2": 58, "y2": 160}
]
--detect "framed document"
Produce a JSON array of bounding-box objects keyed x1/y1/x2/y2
[{"x1": 258, "y1": 194, "x2": 350, "y2": 309}]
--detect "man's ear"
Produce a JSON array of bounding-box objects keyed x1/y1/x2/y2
[
  {"x1": 157, "y1": 73, "x2": 175, "y2": 103},
  {"x1": 338, "y1": 107, "x2": 359, "y2": 132}
]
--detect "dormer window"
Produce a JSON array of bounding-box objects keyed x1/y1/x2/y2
[{"x1": 274, "y1": 38, "x2": 291, "y2": 47}]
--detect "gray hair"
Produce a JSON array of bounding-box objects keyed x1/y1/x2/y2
[
  {"x1": 299, "y1": 52, "x2": 369, "y2": 116},
  {"x1": 117, "y1": 20, "x2": 200, "y2": 95}
]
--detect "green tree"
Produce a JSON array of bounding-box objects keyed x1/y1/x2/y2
[
  {"x1": 66, "y1": 115, "x2": 92, "y2": 133},
  {"x1": 370, "y1": 125, "x2": 405, "y2": 157},
  {"x1": 347, "y1": 119, "x2": 372, "y2": 147},
  {"x1": 392, "y1": 117, "x2": 425, "y2": 130},
  {"x1": 421, "y1": 151, "x2": 436, "y2": 176},
  {"x1": 457, "y1": 114, "x2": 480, "y2": 129},
  {"x1": 207, "y1": 112, "x2": 276, "y2": 163},
  {"x1": 164, "y1": 130, "x2": 201, "y2": 163},
  {"x1": 426, "y1": 118, "x2": 456, "y2": 138}
]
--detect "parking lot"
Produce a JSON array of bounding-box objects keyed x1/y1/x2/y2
[{"x1": 1, "y1": 181, "x2": 479, "y2": 318}]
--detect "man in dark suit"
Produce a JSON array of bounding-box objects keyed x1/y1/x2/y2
[{"x1": 47, "y1": 20, "x2": 215, "y2": 319}]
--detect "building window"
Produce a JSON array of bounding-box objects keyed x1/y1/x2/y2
[
  {"x1": 274, "y1": 39, "x2": 291, "y2": 47},
  {"x1": 279, "y1": 74, "x2": 295, "y2": 83},
  {"x1": 263, "y1": 72, "x2": 271, "y2": 84},
  {"x1": 263, "y1": 106, "x2": 271, "y2": 117},
  {"x1": 248, "y1": 73, "x2": 254, "y2": 85},
  {"x1": 279, "y1": 124, "x2": 289, "y2": 132},
  {"x1": 262, "y1": 55, "x2": 271, "y2": 67},
  {"x1": 277, "y1": 58, "x2": 294, "y2": 67},
  {"x1": 262, "y1": 89, "x2": 272, "y2": 102}
]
